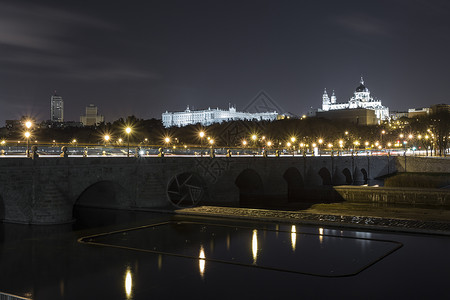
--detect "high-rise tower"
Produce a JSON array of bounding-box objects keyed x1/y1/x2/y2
[{"x1": 51, "y1": 91, "x2": 64, "y2": 122}]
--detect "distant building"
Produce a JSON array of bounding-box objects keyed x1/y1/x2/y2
[
  {"x1": 162, "y1": 105, "x2": 278, "y2": 128},
  {"x1": 50, "y1": 91, "x2": 64, "y2": 122},
  {"x1": 430, "y1": 103, "x2": 450, "y2": 114},
  {"x1": 317, "y1": 108, "x2": 377, "y2": 125},
  {"x1": 80, "y1": 104, "x2": 104, "y2": 126},
  {"x1": 408, "y1": 107, "x2": 430, "y2": 118},
  {"x1": 319, "y1": 77, "x2": 389, "y2": 123},
  {"x1": 390, "y1": 111, "x2": 409, "y2": 120}
]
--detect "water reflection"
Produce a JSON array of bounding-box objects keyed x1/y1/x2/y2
[
  {"x1": 319, "y1": 228, "x2": 324, "y2": 244},
  {"x1": 125, "y1": 267, "x2": 132, "y2": 299},
  {"x1": 199, "y1": 245, "x2": 206, "y2": 278},
  {"x1": 291, "y1": 225, "x2": 297, "y2": 252},
  {"x1": 252, "y1": 229, "x2": 258, "y2": 264}
]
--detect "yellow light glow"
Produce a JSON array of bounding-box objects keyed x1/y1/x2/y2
[
  {"x1": 365, "y1": 142, "x2": 369, "y2": 146},
  {"x1": 125, "y1": 127, "x2": 132, "y2": 134},
  {"x1": 199, "y1": 131, "x2": 205, "y2": 138},
  {"x1": 125, "y1": 268, "x2": 132, "y2": 299},
  {"x1": 287, "y1": 142, "x2": 291, "y2": 147},
  {"x1": 24, "y1": 131, "x2": 30, "y2": 138},
  {"x1": 25, "y1": 121, "x2": 32, "y2": 129},
  {"x1": 164, "y1": 137, "x2": 170, "y2": 143},
  {"x1": 118, "y1": 138, "x2": 123, "y2": 143},
  {"x1": 199, "y1": 245, "x2": 205, "y2": 277},
  {"x1": 209, "y1": 139, "x2": 214, "y2": 145},
  {"x1": 251, "y1": 134, "x2": 257, "y2": 141},
  {"x1": 319, "y1": 228, "x2": 324, "y2": 244},
  {"x1": 104, "y1": 135, "x2": 110, "y2": 141},
  {"x1": 327, "y1": 143, "x2": 333, "y2": 148},
  {"x1": 408, "y1": 134, "x2": 413, "y2": 139},
  {"x1": 242, "y1": 140, "x2": 247, "y2": 146},
  {"x1": 290, "y1": 137, "x2": 296, "y2": 143},
  {"x1": 252, "y1": 229, "x2": 258, "y2": 264},
  {"x1": 345, "y1": 131, "x2": 349, "y2": 135},
  {"x1": 312, "y1": 143, "x2": 317, "y2": 147},
  {"x1": 318, "y1": 139, "x2": 323, "y2": 144},
  {"x1": 267, "y1": 141, "x2": 272, "y2": 147},
  {"x1": 300, "y1": 143, "x2": 304, "y2": 147},
  {"x1": 291, "y1": 225, "x2": 297, "y2": 252},
  {"x1": 1, "y1": 140, "x2": 5, "y2": 145}
]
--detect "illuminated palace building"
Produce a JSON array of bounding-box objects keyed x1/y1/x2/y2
[
  {"x1": 162, "y1": 105, "x2": 278, "y2": 128},
  {"x1": 318, "y1": 77, "x2": 389, "y2": 125}
]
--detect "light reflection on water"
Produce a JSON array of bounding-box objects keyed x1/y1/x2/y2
[
  {"x1": 80, "y1": 221, "x2": 401, "y2": 278},
  {"x1": 252, "y1": 229, "x2": 258, "y2": 264},
  {"x1": 291, "y1": 225, "x2": 297, "y2": 252},
  {"x1": 125, "y1": 267, "x2": 132, "y2": 299},
  {"x1": 199, "y1": 245, "x2": 206, "y2": 277}
]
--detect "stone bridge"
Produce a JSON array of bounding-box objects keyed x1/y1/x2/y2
[{"x1": 0, "y1": 155, "x2": 396, "y2": 224}]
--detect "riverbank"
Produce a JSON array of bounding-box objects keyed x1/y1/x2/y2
[{"x1": 176, "y1": 203, "x2": 450, "y2": 236}]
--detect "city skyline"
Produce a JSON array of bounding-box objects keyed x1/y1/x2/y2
[{"x1": 0, "y1": 0, "x2": 449, "y2": 125}]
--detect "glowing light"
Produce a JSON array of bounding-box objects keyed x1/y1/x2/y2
[
  {"x1": 287, "y1": 142, "x2": 291, "y2": 147},
  {"x1": 125, "y1": 127, "x2": 132, "y2": 134},
  {"x1": 125, "y1": 268, "x2": 132, "y2": 299},
  {"x1": 199, "y1": 245, "x2": 206, "y2": 277},
  {"x1": 164, "y1": 137, "x2": 171, "y2": 143},
  {"x1": 199, "y1": 131, "x2": 205, "y2": 138},
  {"x1": 209, "y1": 139, "x2": 214, "y2": 145},
  {"x1": 312, "y1": 143, "x2": 317, "y2": 147},
  {"x1": 318, "y1": 139, "x2": 323, "y2": 144},
  {"x1": 290, "y1": 137, "x2": 296, "y2": 143},
  {"x1": 300, "y1": 143, "x2": 304, "y2": 147},
  {"x1": 24, "y1": 131, "x2": 31, "y2": 138},
  {"x1": 345, "y1": 131, "x2": 349, "y2": 135},
  {"x1": 25, "y1": 121, "x2": 32, "y2": 129},
  {"x1": 267, "y1": 141, "x2": 272, "y2": 147},
  {"x1": 118, "y1": 138, "x2": 123, "y2": 143},
  {"x1": 242, "y1": 140, "x2": 247, "y2": 146},
  {"x1": 319, "y1": 228, "x2": 324, "y2": 244},
  {"x1": 104, "y1": 135, "x2": 110, "y2": 141},
  {"x1": 1, "y1": 140, "x2": 5, "y2": 145},
  {"x1": 327, "y1": 143, "x2": 333, "y2": 148},
  {"x1": 251, "y1": 134, "x2": 257, "y2": 141},
  {"x1": 252, "y1": 229, "x2": 258, "y2": 264},
  {"x1": 291, "y1": 225, "x2": 297, "y2": 252},
  {"x1": 408, "y1": 134, "x2": 413, "y2": 139}
]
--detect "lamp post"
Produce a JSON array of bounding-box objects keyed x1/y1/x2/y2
[
  {"x1": 24, "y1": 120, "x2": 32, "y2": 157},
  {"x1": 318, "y1": 139, "x2": 323, "y2": 156},
  {"x1": 24, "y1": 131, "x2": 31, "y2": 157},
  {"x1": 125, "y1": 127, "x2": 132, "y2": 157},
  {"x1": 199, "y1": 131, "x2": 205, "y2": 157}
]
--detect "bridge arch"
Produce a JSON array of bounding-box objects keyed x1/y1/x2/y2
[
  {"x1": 75, "y1": 180, "x2": 132, "y2": 209},
  {"x1": 342, "y1": 168, "x2": 353, "y2": 185},
  {"x1": 318, "y1": 167, "x2": 332, "y2": 186},
  {"x1": 235, "y1": 169, "x2": 264, "y2": 205},
  {"x1": 283, "y1": 167, "x2": 304, "y2": 201},
  {"x1": 361, "y1": 168, "x2": 368, "y2": 184}
]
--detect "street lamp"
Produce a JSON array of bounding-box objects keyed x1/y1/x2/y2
[
  {"x1": 24, "y1": 131, "x2": 31, "y2": 157},
  {"x1": 125, "y1": 127, "x2": 132, "y2": 157},
  {"x1": 199, "y1": 131, "x2": 205, "y2": 157},
  {"x1": 318, "y1": 138, "x2": 323, "y2": 156}
]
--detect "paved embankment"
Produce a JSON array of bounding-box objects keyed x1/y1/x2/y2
[{"x1": 176, "y1": 204, "x2": 450, "y2": 235}]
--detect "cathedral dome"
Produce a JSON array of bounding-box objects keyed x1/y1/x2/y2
[
  {"x1": 355, "y1": 83, "x2": 367, "y2": 92},
  {"x1": 355, "y1": 77, "x2": 368, "y2": 92}
]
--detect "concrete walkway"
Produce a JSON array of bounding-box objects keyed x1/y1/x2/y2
[{"x1": 176, "y1": 202, "x2": 450, "y2": 236}]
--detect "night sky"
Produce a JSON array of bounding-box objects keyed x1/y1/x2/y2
[{"x1": 0, "y1": 0, "x2": 449, "y2": 124}]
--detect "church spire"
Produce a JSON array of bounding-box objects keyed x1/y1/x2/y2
[{"x1": 360, "y1": 76, "x2": 364, "y2": 85}]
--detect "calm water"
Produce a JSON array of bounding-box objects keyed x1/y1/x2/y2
[{"x1": 1, "y1": 207, "x2": 450, "y2": 299}]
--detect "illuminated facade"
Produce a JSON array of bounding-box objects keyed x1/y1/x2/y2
[
  {"x1": 80, "y1": 104, "x2": 104, "y2": 126},
  {"x1": 50, "y1": 91, "x2": 64, "y2": 122},
  {"x1": 319, "y1": 77, "x2": 389, "y2": 122},
  {"x1": 162, "y1": 106, "x2": 278, "y2": 128}
]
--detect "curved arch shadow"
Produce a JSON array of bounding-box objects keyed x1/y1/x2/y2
[
  {"x1": 318, "y1": 167, "x2": 332, "y2": 186},
  {"x1": 235, "y1": 169, "x2": 264, "y2": 206},
  {"x1": 283, "y1": 167, "x2": 304, "y2": 202},
  {"x1": 342, "y1": 168, "x2": 353, "y2": 185},
  {"x1": 361, "y1": 168, "x2": 368, "y2": 184},
  {"x1": 75, "y1": 180, "x2": 131, "y2": 209}
]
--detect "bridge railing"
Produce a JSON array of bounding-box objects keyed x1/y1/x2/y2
[{"x1": 0, "y1": 144, "x2": 444, "y2": 157}]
